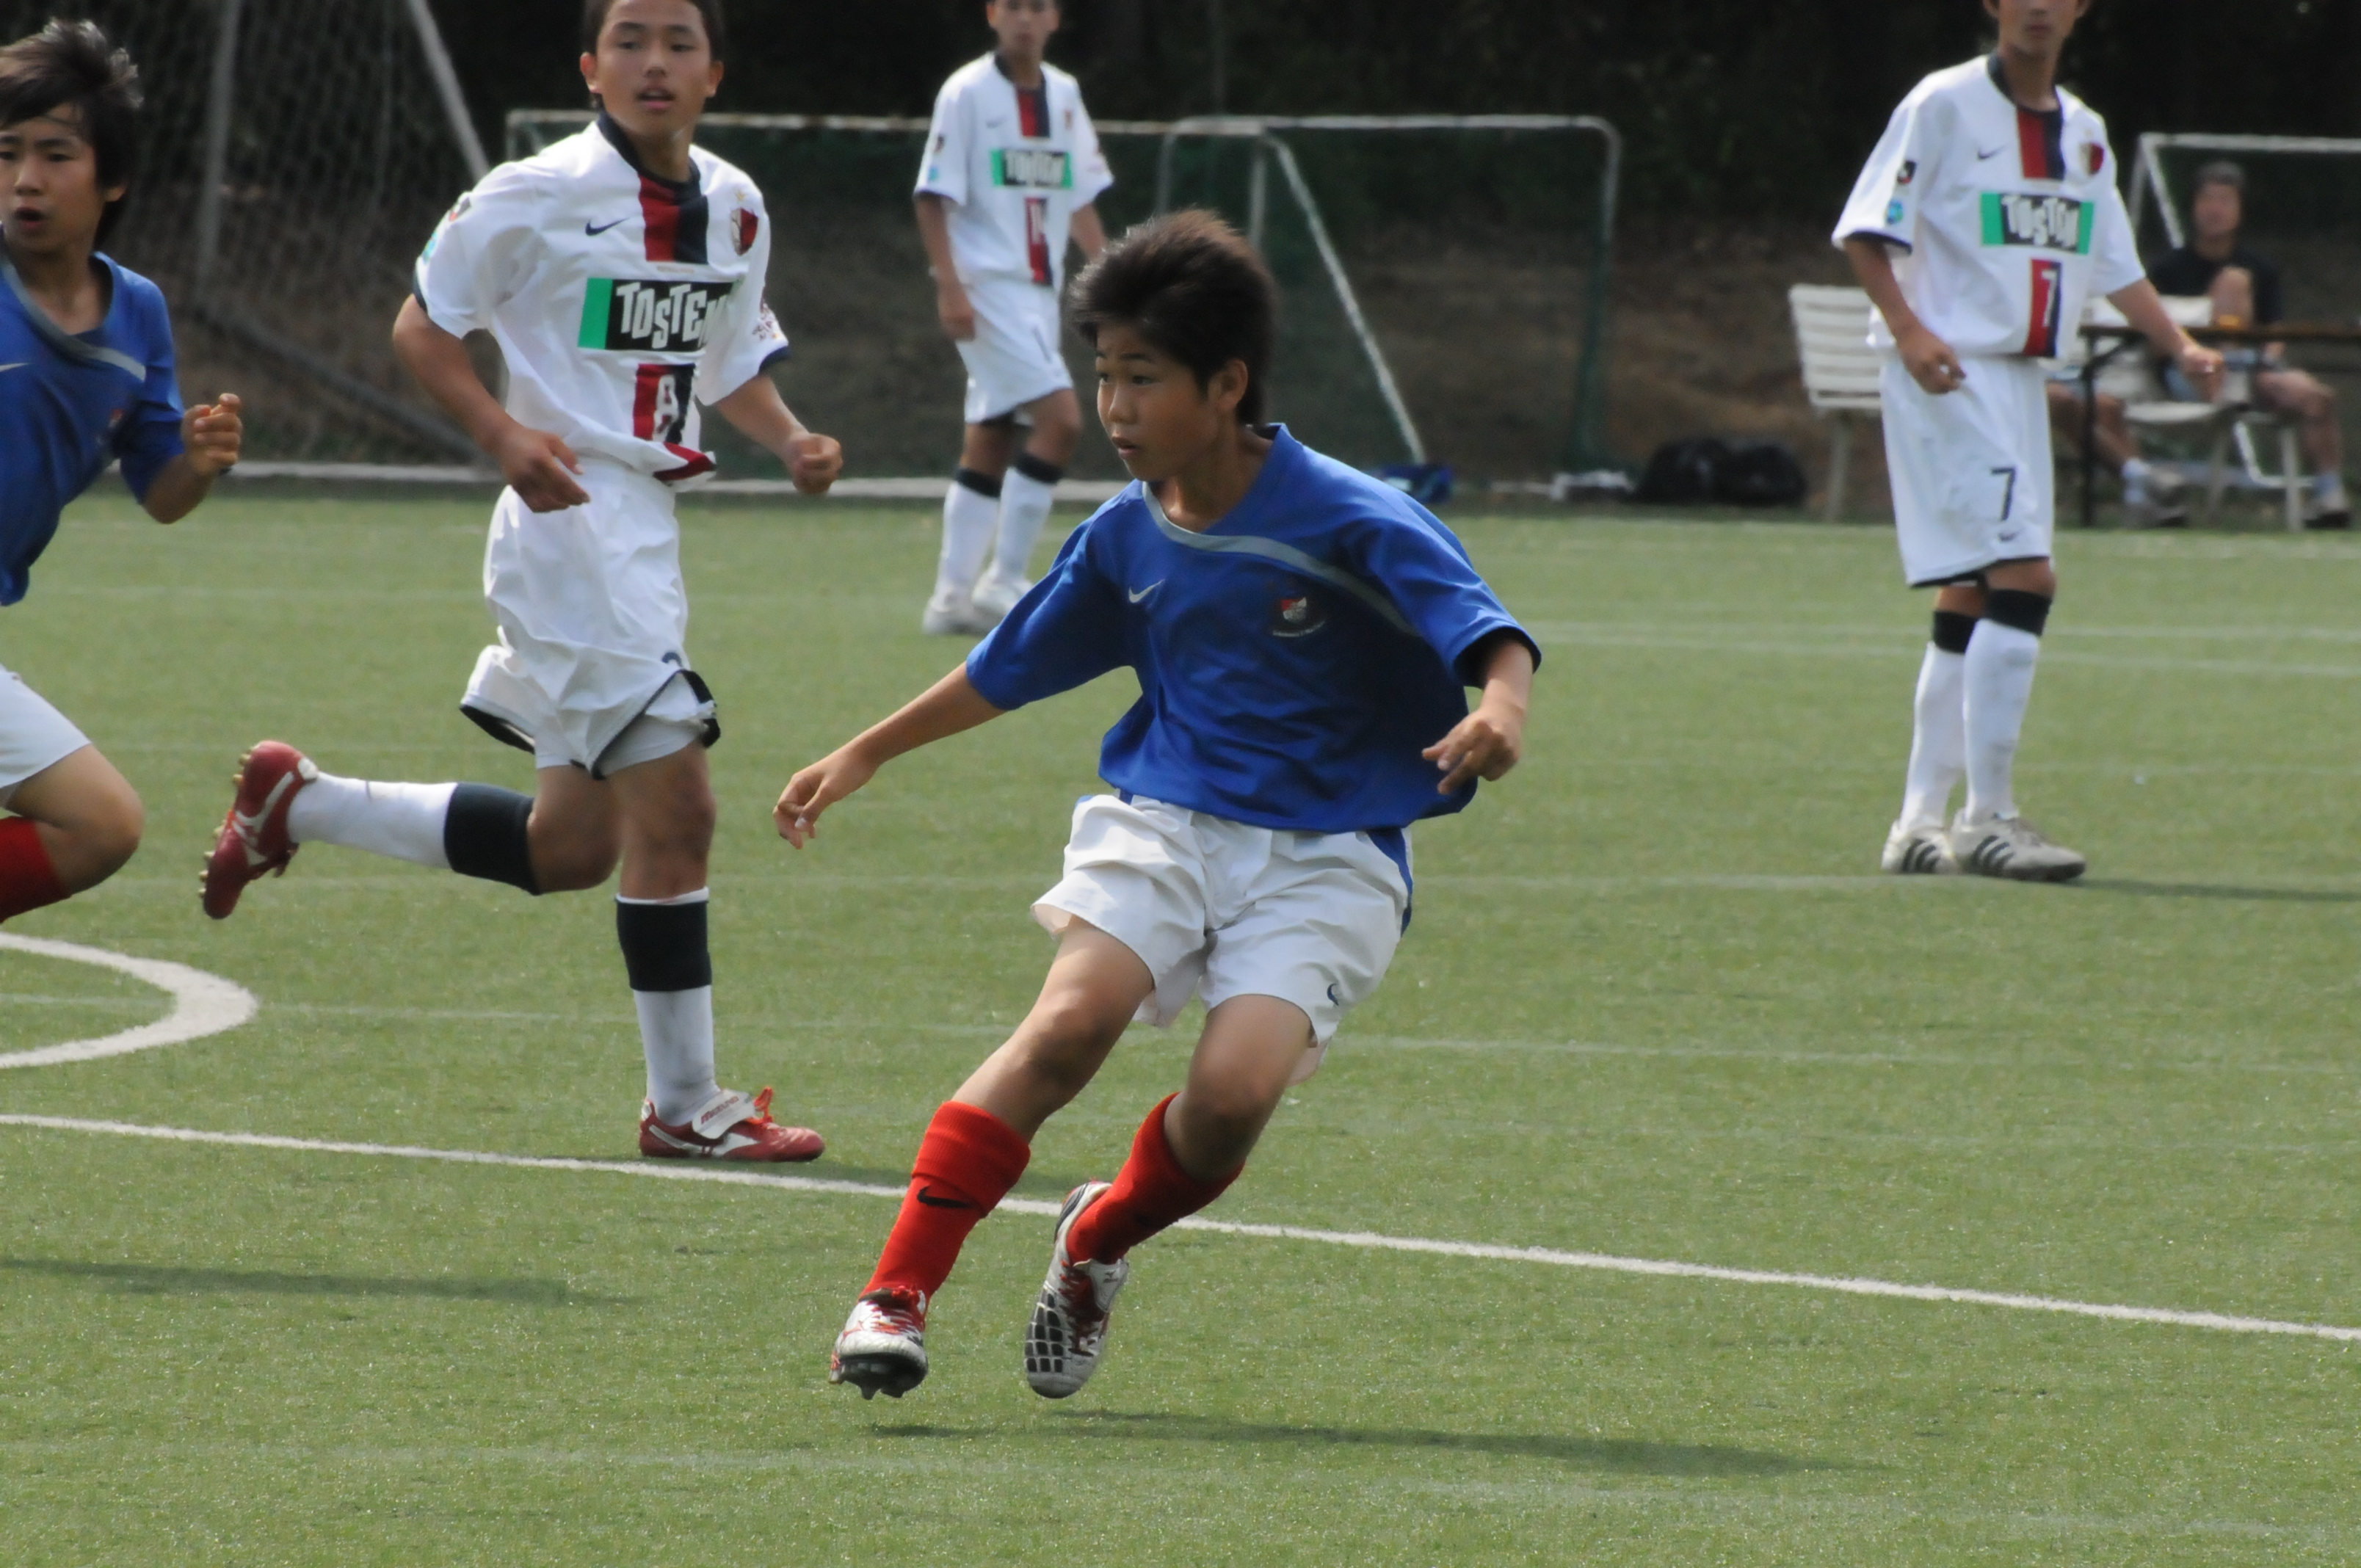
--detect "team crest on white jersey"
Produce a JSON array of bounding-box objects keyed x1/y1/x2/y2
[{"x1": 731, "y1": 206, "x2": 758, "y2": 256}]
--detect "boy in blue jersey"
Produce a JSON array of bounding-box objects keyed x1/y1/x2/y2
[
  {"x1": 0, "y1": 22, "x2": 242, "y2": 929},
  {"x1": 777, "y1": 211, "x2": 1539, "y2": 1401}
]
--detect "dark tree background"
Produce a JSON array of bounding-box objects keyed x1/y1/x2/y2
[{"x1": 439, "y1": 0, "x2": 2361, "y2": 218}]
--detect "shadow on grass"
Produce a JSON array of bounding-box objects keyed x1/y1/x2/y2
[
  {"x1": 0, "y1": 1257, "x2": 622, "y2": 1306},
  {"x1": 878, "y1": 1411, "x2": 1843, "y2": 1477},
  {"x1": 2073, "y1": 878, "x2": 2361, "y2": 905}
]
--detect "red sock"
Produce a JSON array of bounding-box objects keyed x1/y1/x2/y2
[
  {"x1": 865, "y1": 1100, "x2": 1031, "y2": 1299},
  {"x1": 1067, "y1": 1093, "x2": 1243, "y2": 1265},
  {"x1": 0, "y1": 818, "x2": 66, "y2": 923}
]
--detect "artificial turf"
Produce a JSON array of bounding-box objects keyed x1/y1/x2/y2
[{"x1": 1, "y1": 490, "x2": 2357, "y2": 1564}]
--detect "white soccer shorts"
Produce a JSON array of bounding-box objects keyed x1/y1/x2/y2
[
  {"x1": 1033, "y1": 794, "x2": 1412, "y2": 1084},
  {"x1": 462, "y1": 459, "x2": 717, "y2": 777},
  {"x1": 957, "y1": 277, "x2": 1073, "y2": 425},
  {"x1": 1881, "y1": 353, "x2": 2056, "y2": 586},
  {"x1": 0, "y1": 665, "x2": 90, "y2": 806}
]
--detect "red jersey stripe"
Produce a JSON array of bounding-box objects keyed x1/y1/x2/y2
[{"x1": 640, "y1": 177, "x2": 681, "y2": 262}]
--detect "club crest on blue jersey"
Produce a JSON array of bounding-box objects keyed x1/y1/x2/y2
[{"x1": 1269, "y1": 589, "x2": 1328, "y2": 639}]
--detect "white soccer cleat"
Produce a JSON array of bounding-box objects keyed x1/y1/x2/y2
[
  {"x1": 830, "y1": 1286, "x2": 929, "y2": 1399},
  {"x1": 1947, "y1": 814, "x2": 2087, "y2": 882},
  {"x1": 921, "y1": 589, "x2": 998, "y2": 637},
  {"x1": 1024, "y1": 1181, "x2": 1128, "y2": 1399},
  {"x1": 1880, "y1": 821, "x2": 1956, "y2": 876},
  {"x1": 968, "y1": 567, "x2": 1033, "y2": 620}
]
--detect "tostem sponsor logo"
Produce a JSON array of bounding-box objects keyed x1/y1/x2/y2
[
  {"x1": 991, "y1": 148, "x2": 1073, "y2": 190},
  {"x1": 579, "y1": 278, "x2": 736, "y2": 353},
  {"x1": 1980, "y1": 192, "x2": 2094, "y2": 255}
]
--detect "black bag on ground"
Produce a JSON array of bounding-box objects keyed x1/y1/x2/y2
[{"x1": 1633, "y1": 436, "x2": 1808, "y2": 508}]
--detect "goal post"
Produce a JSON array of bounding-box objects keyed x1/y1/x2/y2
[{"x1": 510, "y1": 109, "x2": 1622, "y2": 487}]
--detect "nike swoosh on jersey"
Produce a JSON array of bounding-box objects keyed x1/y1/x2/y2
[
  {"x1": 1128, "y1": 581, "x2": 1164, "y2": 603},
  {"x1": 584, "y1": 217, "x2": 631, "y2": 236},
  {"x1": 1976, "y1": 145, "x2": 2004, "y2": 160}
]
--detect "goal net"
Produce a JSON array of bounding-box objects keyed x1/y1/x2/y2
[
  {"x1": 509, "y1": 110, "x2": 1621, "y2": 488},
  {"x1": 0, "y1": 0, "x2": 486, "y2": 465}
]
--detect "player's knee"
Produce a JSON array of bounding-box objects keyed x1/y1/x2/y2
[{"x1": 81, "y1": 787, "x2": 145, "y2": 878}]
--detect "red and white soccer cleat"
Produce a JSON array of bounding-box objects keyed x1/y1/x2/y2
[
  {"x1": 830, "y1": 1285, "x2": 930, "y2": 1399},
  {"x1": 1024, "y1": 1180, "x2": 1129, "y2": 1399},
  {"x1": 638, "y1": 1086, "x2": 824, "y2": 1163},
  {"x1": 201, "y1": 741, "x2": 317, "y2": 920}
]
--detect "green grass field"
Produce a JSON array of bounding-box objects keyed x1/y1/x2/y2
[{"x1": 3, "y1": 490, "x2": 2359, "y2": 1564}]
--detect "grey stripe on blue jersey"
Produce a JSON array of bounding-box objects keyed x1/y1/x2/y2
[
  {"x1": 0, "y1": 255, "x2": 148, "y2": 379},
  {"x1": 1140, "y1": 487, "x2": 1418, "y2": 636}
]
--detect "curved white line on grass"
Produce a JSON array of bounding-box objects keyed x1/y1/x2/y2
[
  {"x1": 0, "y1": 936, "x2": 258, "y2": 1068},
  {"x1": 0, "y1": 1112, "x2": 2353, "y2": 1346}
]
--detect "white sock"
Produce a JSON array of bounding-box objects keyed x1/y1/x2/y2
[
  {"x1": 1899, "y1": 645, "x2": 1965, "y2": 830},
  {"x1": 1962, "y1": 620, "x2": 2042, "y2": 824},
  {"x1": 935, "y1": 479, "x2": 1000, "y2": 601},
  {"x1": 992, "y1": 465, "x2": 1058, "y2": 583},
  {"x1": 2314, "y1": 472, "x2": 2349, "y2": 508},
  {"x1": 286, "y1": 773, "x2": 454, "y2": 867},
  {"x1": 2120, "y1": 457, "x2": 2153, "y2": 501},
  {"x1": 619, "y1": 888, "x2": 719, "y2": 1123},
  {"x1": 635, "y1": 986, "x2": 718, "y2": 1123}
]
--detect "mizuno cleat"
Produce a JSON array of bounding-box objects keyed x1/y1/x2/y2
[
  {"x1": 1024, "y1": 1181, "x2": 1128, "y2": 1399},
  {"x1": 830, "y1": 1286, "x2": 929, "y2": 1399},
  {"x1": 201, "y1": 741, "x2": 316, "y2": 919},
  {"x1": 639, "y1": 1086, "x2": 824, "y2": 1163}
]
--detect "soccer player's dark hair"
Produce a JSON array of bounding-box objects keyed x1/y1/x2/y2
[
  {"x1": 443, "y1": 785, "x2": 542, "y2": 896},
  {"x1": 1983, "y1": 589, "x2": 2052, "y2": 638},
  {"x1": 1073, "y1": 210, "x2": 1277, "y2": 425},
  {"x1": 582, "y1": 0, "x2": 728, "y2": 57},
  {"x1": 0, "y1": 21, "x2": 142, "y2": 248},
  {"x1": 1930, "y1": 609, "x2": 1978, "y2": 656}
]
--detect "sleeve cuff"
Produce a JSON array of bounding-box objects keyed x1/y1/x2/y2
[{"x1": 1450, "y1": 622, "x2": 1542, "y2": 686}]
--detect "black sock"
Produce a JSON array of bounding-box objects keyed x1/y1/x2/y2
[
  {"x1": 1011, "y1": 450, "x2": 1065, "y2": 487},
  {"x1": 615, "y1": 898, "x2": 713, "y2": 992},
  {"x1": 443, "y1": 784, "x2": 540, "y2": 895}
]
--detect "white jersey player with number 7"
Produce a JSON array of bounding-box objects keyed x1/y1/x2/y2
[
  {"x1": 1838, "y1": 0, "x2": 2220, "y2": 882},
  {"x1": 202, "y1": 0, "x2": 843, "y2": 1163},
  {"x1": 914, "y1": 0, "x2": 1112, "y2": 636}
]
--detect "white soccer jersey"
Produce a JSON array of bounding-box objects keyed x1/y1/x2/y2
[
  {"x1": 415, "y1": 115, "x2": 790, "y2": 484},
  {"x1": 1835, "y1": 55, "x2": 2143, "y2": 360},
  {"x1": 915, "y1": 54, "x2": 1114, "y2": 290}
]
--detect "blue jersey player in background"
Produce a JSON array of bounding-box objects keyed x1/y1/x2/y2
[
  {"x1": 776, "y1": 211, "x2": 1539, "y2": 1401},
  {"x1": 0, "y1": 22, "x2": 242, "y2": 928}
]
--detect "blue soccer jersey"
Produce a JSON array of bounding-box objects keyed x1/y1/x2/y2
[
  {"x1": 0, "y1": 253, "x2": 186, "y2": 606},
  {"x1": 966, "y1": 427, "x2": 1539, "y2": 835}
]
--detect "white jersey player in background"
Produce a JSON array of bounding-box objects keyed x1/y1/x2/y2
[
  {"x1": 1838, "y1": 0, "x2": 2219, "y2": 882},
  {"x1": 913, "y1": 0, "x2": 1111, "y2": 635},
  {"x1": 203, "y1": 0, "x2": 842, "y2": 1161}
]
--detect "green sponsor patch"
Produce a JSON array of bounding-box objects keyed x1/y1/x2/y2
[
  {"x1": 578, "y1": 277, "x2": 735, "y2": 353},
  {"x1": 1980, "y1": 192, "x2": 2094, "y2": 254},
  {"x1": 990, "y1": 148, "x2": 1073, "y2": 190}
]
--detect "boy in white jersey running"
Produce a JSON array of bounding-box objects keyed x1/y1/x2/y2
[
  {"x1": 914, "y1": 0, "x2": 1111, "y2": 635},
  {"x1": 201, "y1": 0, "x2": 842, "y2": 1163},
  {"x1": 1838, "y1": 0, "x2": 2220, "y2": 881}
]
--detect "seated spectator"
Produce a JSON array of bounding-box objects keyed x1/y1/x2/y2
[
  {"x1": 2150, "y1": 161, "x2": 2349, "y2": 529},
  {"x1": 2044, "y1": 374, "x2": 2186, "y2": 527}
]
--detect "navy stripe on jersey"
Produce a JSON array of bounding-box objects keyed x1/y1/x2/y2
[
  {"x1": 1018, "y1": 81, "x2": 1051, "y2": 137},
  {"x1": 596, "y1": 112, "x2": 709, "y2": 264}
]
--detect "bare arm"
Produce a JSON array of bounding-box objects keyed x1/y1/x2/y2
[
  {"x1": 775, "y1": 666, "x2": 1007, "y2": 846},
  {"x1": 2108, "y1": 277, "x2": 2225, "y2": 400},
  {"x1": 914, "y1": 193, "x2": 975, "y2": 341},
  {"x1": 141, "y1": 393, "x2": 244, "y2": 523},
  {"x1": 392, "y1": 295, "x2": 588, "y2": 512},
  {"x1": 1842, "y1": 235, "x2": 1965, "y2": 396},
  {"x1": 1070, "y1": 202, "x2": 1108, "y2": 264},
  {"x1": 1422, "y1": 631, "x2": 1535, "y2": 794},
  {"x1": 712, "y1": 374, "x2": 843, "y2": 494}
]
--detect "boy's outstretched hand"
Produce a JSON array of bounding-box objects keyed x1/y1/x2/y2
[
  {"x1": 182, "y1": 393, "x2": 244, "y2": 476},
  {"x1": 775, "y1": 746, "x2": 879, "y2": 848},
  {"x1": 1424, "y1": 632, "x2": 1535, "y2": 794}
]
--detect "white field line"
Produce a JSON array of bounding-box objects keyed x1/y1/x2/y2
[
  {"x1": 1, "y1": 1111, "x2": 2354, "y2": 1346},
  {"x1": 0, "y1": 934, "x2": 256, "y2": 1069}
]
